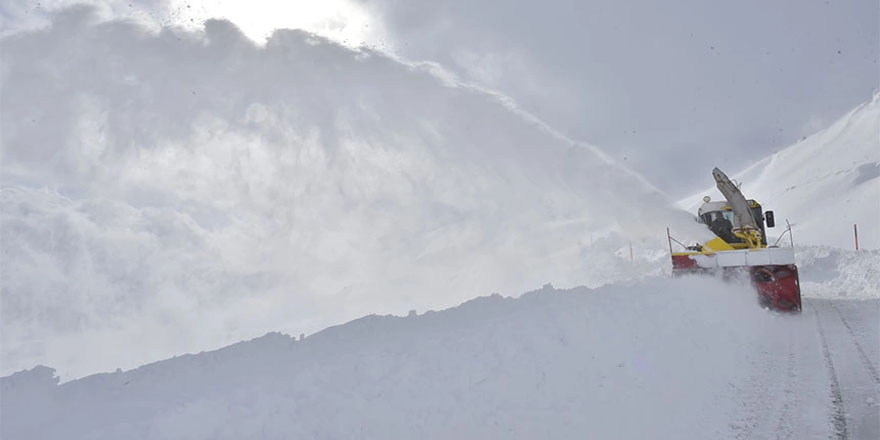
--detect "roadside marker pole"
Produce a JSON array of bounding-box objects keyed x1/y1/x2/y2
[
  {"x1": 854, "y1": 224, "x2": 859, "y2": 251},
  {"x1": 786, "y1": 219, "x2": 794, "y2": 247},
  {"x1": 629, "y1": 241, "x2": 634, "y2": 262}
]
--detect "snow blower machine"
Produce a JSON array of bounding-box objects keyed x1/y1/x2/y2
[{"x1": 669, "y1": 168, "x2": 802, "y2": 312}]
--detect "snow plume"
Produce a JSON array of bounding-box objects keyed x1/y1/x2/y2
[{"x1": 0, "y1": 7, "x2": 708, "y2": 378}]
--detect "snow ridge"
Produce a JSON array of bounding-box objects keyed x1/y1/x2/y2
[{"x1": 1, "y1": 277, "x2": 836, "y2": 440}]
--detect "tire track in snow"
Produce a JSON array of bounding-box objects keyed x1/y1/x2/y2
[
  {"x1": 773, "y1": 345, "x2": 797, "y2": 439},
  {"x1": 814, "y1": 308, "x2": 848, "y2": 440},
  {"x1": 830, "y1": 302, "x2": 880, "y2": 385}
]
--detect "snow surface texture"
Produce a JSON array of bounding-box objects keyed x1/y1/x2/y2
[
  {"x1": 2, "y1": 276, "x2": 855, "y2": 440},
  {"x1": 681, "y1": 93, "x2": 880, "y2": 250},
  {"x1": 796, "y1": 245, "x2": 880, "y2": 300},
  {"x1": 0, "y1": 8, "x2": 712, "y2": 379}
]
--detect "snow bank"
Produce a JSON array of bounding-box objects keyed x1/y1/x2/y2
[
  {"x1": 796, "y1": 245, "x2": 880, "y2": 299},
  {"x1": 0, "y1": 7, "x2": 710, "y2": 379},
  {"x1": 681, "y1": 94, "x2": 880, "y2": 250},
  {"x1": 1, "y1": 276, "x2": 820, "y2": 440}
]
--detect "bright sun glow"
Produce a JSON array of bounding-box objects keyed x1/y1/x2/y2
[{"x1": 168, "y1": 0, "x2": 392, "y2": 49}]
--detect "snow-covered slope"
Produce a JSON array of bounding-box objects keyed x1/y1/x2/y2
[
  {"x1": 0, "y1": 8, "x2": 711, "y2": 379},
  {"x1": 680, "y1": 94, "x2": 880, "y2": 249},
  {"x1": 0, "y1": 277, "x2": 847, "y2": 440}
]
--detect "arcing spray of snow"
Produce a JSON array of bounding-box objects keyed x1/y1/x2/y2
[
  {"x1": 0, "y1": 7, "x2": 710, "y2": 379},
  {"x1": 0, "y1": 277, "x2": 838, "y2": 439}
]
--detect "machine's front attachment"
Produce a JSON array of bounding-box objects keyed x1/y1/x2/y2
[
  {"x1": 750, "y1": 265, "x2": 802, "y2": 312},
  {"x1": 670, "y1": 247, "x2": 802, "y2": 312}
]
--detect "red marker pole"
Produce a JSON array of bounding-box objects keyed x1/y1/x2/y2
[{"x1": 854, "y1": 224, "x2": 859, "y2": 251}]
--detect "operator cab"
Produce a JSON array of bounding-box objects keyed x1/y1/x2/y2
[{"x1": 698, "y1": 198, "x2": 773, "y2": 247}]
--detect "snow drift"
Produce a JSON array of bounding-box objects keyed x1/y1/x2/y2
[
  {"x1": 0, "y1": 8, "x2": 709, "y2": 378},
  {"x1": 0, "y1": 276, "x2": 837, "y2": 440},
  {"x1": 681, "y1": 94, "x2": 880, "y2": 250}
]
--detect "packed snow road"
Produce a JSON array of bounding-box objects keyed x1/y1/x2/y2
[
  {"x1": 730, "y1": 297, "x2": 879, "y2": 440},
  {"x1": 806, "y1": 299, "x2": 879, "y2": 439},
  {"x1": 1, "y1": 278, "x2": 878, "y2": 439}
]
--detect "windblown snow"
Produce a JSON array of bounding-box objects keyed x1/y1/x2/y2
[{"x1": 0, "y1": 8, "x2": 711, "y2": 379}]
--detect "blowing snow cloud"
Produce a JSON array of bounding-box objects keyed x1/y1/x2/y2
[{"x1": 0, "y1": 7, "x2": 707, "y2": 378}]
